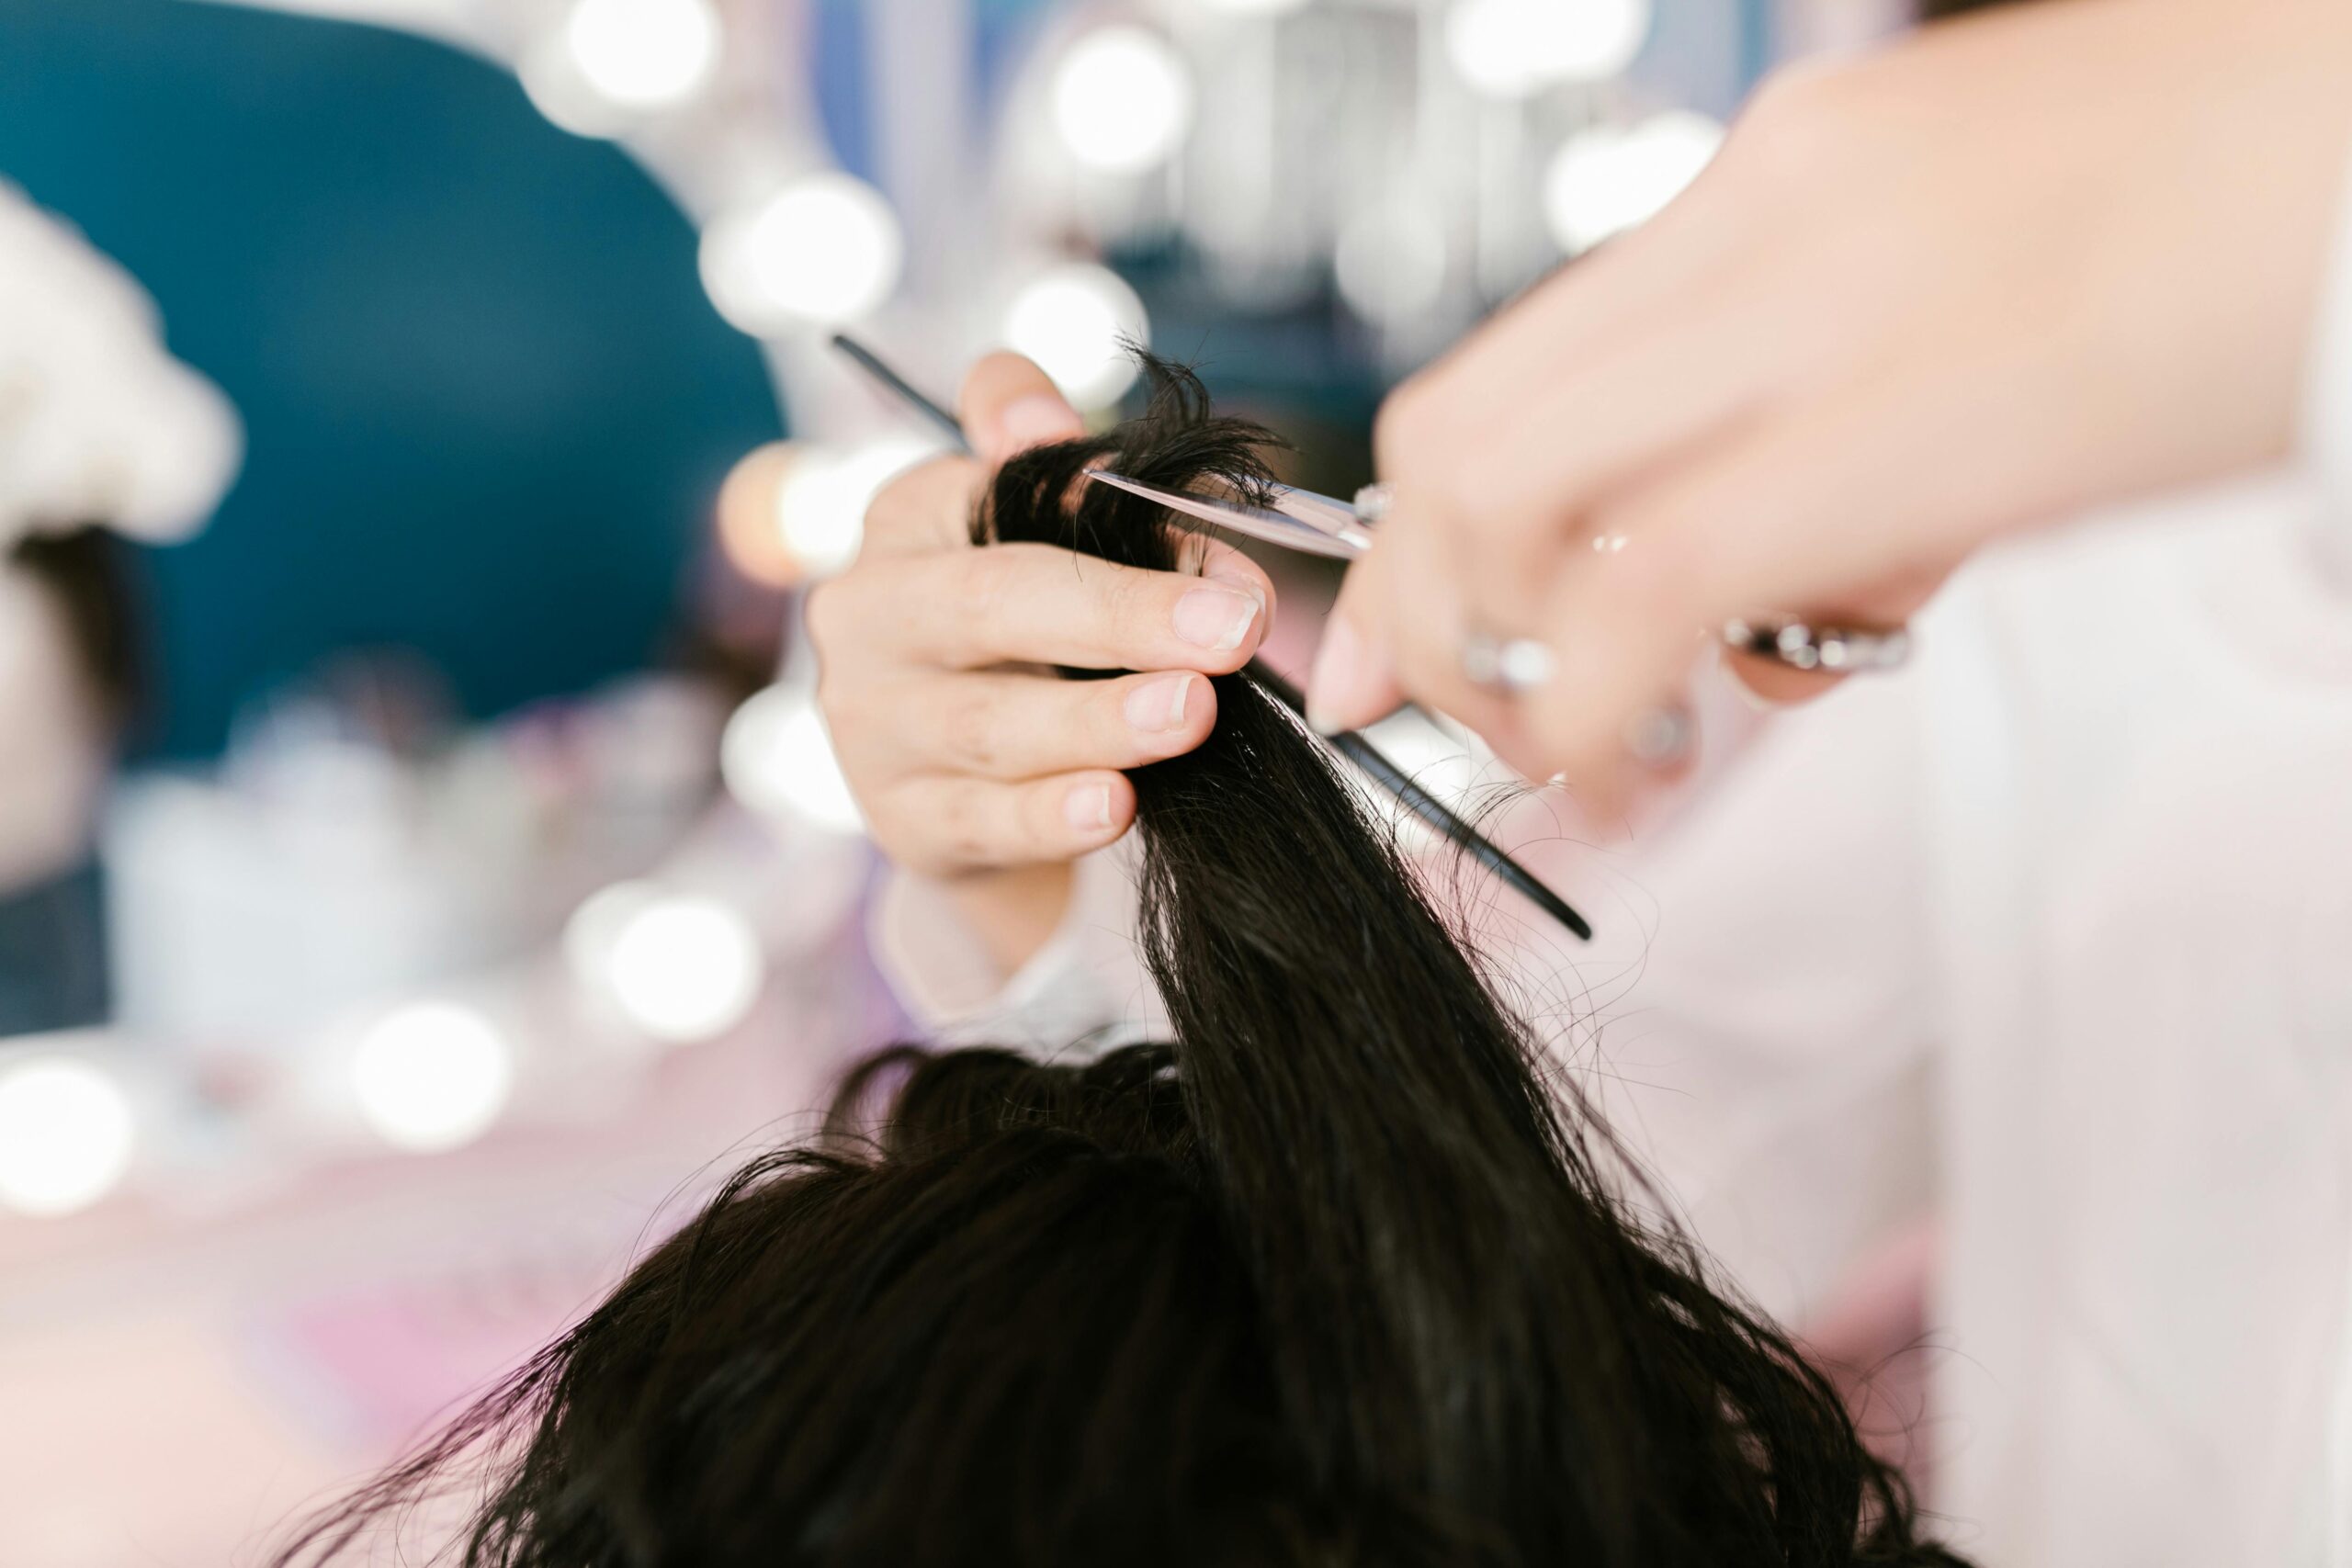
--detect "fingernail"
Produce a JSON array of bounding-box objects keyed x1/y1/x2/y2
[
  {"x1": 1205, "y1": 570, "x2": 1268, "y2": 626},
  {"x1": 1063, "y1": 782, "x2": 1113, "y2": 831},
  {"x1": 1172, "y1": 586, "x2": 1261, "y2": 652},
  {"x1": 996, "y1": 394, "x2": 1085, "y2": 452},
  {"x1": 1306, "y1": 615, "x2": 1381, "y2": 734},
  {"x1": 1124, "y1": 672, "x2": 1195, "y2": 734}
]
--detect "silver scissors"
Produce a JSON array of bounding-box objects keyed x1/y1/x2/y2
[{"x1": 1086, "y1": 469, "x2": 1913, "y2": 684}]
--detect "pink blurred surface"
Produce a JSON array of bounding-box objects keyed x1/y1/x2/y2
[{"x1": 0, "y1": 981, "x2": 888, "y2": 1568}]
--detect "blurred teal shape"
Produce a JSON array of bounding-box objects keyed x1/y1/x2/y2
[{"x1": 0, "y1": 0, "x2": 786, "y2": 759}]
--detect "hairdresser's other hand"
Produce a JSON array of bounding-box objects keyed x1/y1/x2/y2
[
  {"x1": 810, "y1": 352, "x2": 1275, "y2": 972},
  {"x1": 1311, "y1": 0, "x2": 2352, "y2": 810}
]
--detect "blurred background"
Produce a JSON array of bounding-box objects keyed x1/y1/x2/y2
[{"x1": 0, "y1": 0, "x2": 1906, "y2": 1558}]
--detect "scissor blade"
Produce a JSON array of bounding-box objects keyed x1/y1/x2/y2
[
  {"x1": 1087, "y1": 470, "x2": 1367, "y2": 559},
  {"x1": 1264, "y1": 483, "x2": 1367, "y2": 538}
]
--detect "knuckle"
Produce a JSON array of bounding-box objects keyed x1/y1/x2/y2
[
  {"x1": 959, "y1": 546, "x2": 1029, "y2": 624},
  {"x1": 928, "y1": 551, "x2": 1012, "y2": 659},
  {"x1": 1109, "y1": 565, "x2": 1170, "y2": 648},
  {"x1": 929, "y1": 787, "x2": 995, "y2": 870},
  {"x1": 941, "y1": 685, "x2": 1006, "y2": 773}
]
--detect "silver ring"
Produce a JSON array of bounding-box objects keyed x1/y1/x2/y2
[
  {"x1": 1721, "y1": 615, "x2": 1912, "y2": 674},
  {"x1": 1462, "y1": 632, "x2": 1555, "y2": 693},
  {"x1": 1352, "y1": 481, "x2": 1393, "y2": 525}
]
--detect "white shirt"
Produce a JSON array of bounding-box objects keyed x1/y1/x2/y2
[{"x1": 875, "y1": 158, "x2": 2352, "y2": 1567}]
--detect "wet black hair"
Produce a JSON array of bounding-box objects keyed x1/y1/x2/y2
[{"x1": 273, "y1": 361, "x2": 1962, "y2": 1568}]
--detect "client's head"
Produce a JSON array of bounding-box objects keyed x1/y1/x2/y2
[{"x1": 277, "y1": 363, "x2": 1961, "y2": 1568}]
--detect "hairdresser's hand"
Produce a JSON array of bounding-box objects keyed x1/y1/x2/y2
[
  {"x1": 1310, "y1": 0, "x2": 2352, "y2": 810},
  {"x1": 810, "y1": 353, "x2": 1276, "y2": 972}
]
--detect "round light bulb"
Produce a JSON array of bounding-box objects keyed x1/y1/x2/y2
[
  {"x1": 721, "y1": 686, "x2": 865, "y2": 836},
  {"x1": 593, "y1": 893, "x2": 764, "y2": 1043},
  {"x1": 1542, "y1": 110, "x2": 1724, "y2": 254},
  {"x1": 0, "y1": 1055, "x2": 135, "y2": 1217},
  {"x1": 717, "y1": 442, "x2": 806, "y2": 588},
  {"x1": 773, "y1": 437, "x2": 935, "y2": 581},
  {"x1": 1003, "y1": 264, "x2": 1148, "y2": 409},
  {"x1": 1050, "y1": 26, "x2": 1195, "y2": 175},
  {"x1": 561, "y1": 0, "x2": 721, "y2": 111},
  {"x1": 350, "y1": 1003, "x2": 514, "y2": 1155},
  {"x1": 700, "y1": 175, "x2": 904, "y2": 333},
  {"x1": 1445, "y1": 0, "x2": 1651, "y2": 99}
]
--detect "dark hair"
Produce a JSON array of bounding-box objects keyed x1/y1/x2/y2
[
  {"x1": 10, "y1": 525, "x2": 143, "y2": 724},
  {"x1": 274, "y1": 362, "x2": 1962, "y2": 1568}
]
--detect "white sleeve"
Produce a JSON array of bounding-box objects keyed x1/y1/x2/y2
[
  {"x1": 1483, "y1": 662, "x2": 1941, "y2": 1329},
  {"x1": 867, "y1": 835, "x2": 1169, "y2": 1055},
  {"x1": 2301, "y1": 141, "x2": 2352, "y2": 576}
]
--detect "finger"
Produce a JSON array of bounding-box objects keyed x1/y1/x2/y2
[
  {"x1": 863, "y1": 454, "x2": 986, "y2": 558},
  {"x1": 874, "y1": 668, "x2": 1217, "y2": 781},
  {"x1": 1173, "y1": 532, "x2": 1278, "y2": 627},
  {"x1": 1306, "y1": 536, "x2": 1404, "y2": 735},
  {"x1": 959, "y1": 351, "x2": 1087, "y2": 464},
  {"x1": 881, "y1": 542, "x2": 1270, "y2": 673},
  {"x1": 1436, "y1": 282, "x2": 1800, "y2": 604},
  {"x1": 1515, "y1": 376, "x2": 1965, "y2": 791},
  {"x1": 1364, "y1": 497, "x2": 1532, "y2": 745},
  {"x1": 873, "y1": 770, "x2": 1136, "y2": 877},
  {"x1": 1306, "y1": 496, "x2": 1531, "y2": 750}
]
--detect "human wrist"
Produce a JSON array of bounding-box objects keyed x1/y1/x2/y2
[{"x1": 937, "y1": 861, "x2": 1078, "y2": 977}]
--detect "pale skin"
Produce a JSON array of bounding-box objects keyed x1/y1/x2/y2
[
  {"x1": 824, "y1": 0, "x2": 2352, "y2": 971},
  {"x1": 809, "y1": 353, "x2": 1276, "y2": 972}
]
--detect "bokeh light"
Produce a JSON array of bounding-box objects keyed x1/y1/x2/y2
[
  {"x1": 1542, "y1": 110, "x2": 1724, "y2": 254},
  {"x1": 716, "y1": 441, "x2": 807, "y2": 588},
  {"x1": 722, "y1": 685, "x2": 865, "y2": 836},
  {"x1": 1050, "y1": 26, "x2": 1195, "y2": 175},
  {"x1": 562, "y1": 0, "x2": 721, "y2": 111},
  {"x1": 349, "y1": 1003, "x2": 514, "y2": 1155},
  {"x1": 1003, "y1": 264, "x2": 1148, "y2": 408},
  {"x1": 0, "y1": 1055, "x2": 135, "y2": 1218},
  {"x1": 700, "y1": 174, "x2": 905, "y2": 333},
  {"x1": 589, "y1": 891, "x2": 764, "y2": 1043},
  {"x1": 775, "y1": 437, "x2": 936, "y2": 579},
  {"x1": 1445, "y1": 0, "x2": 1652, "y2": 99}
]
